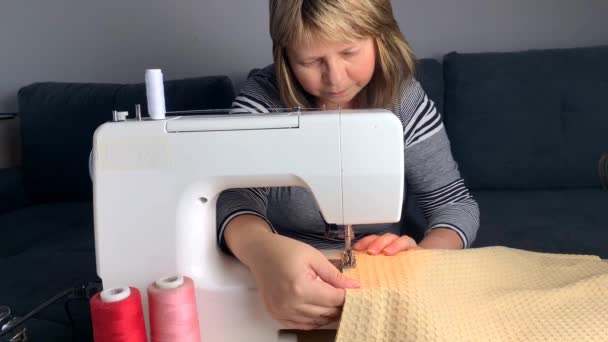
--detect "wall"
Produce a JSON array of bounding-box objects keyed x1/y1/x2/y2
[{"x1": 1, "y1": 0, "x2": 607, "y2": 113}]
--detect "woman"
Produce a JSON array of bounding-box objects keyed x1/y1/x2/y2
[{"x1": 217, "y1": 0, "x2": 480, "y2": 330}]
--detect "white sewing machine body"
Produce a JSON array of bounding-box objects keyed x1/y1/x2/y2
[{"x1": 92, "y1": 109, "x2": 404, "y2": 341}]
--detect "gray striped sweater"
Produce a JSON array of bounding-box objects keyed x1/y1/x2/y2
[{"x1": 217, "y1": 65, "x2": 479, "y2": 252}]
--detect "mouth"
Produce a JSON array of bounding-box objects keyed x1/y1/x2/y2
[{"x1": 326, "y1": 88, "x2": 349, "y2": 97}]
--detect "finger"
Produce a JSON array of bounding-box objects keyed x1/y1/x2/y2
[
  {"x1": 276, "y1": 308, "x2": 320, "y2": 325},
  {"x1": 382, "y1": 235, "x2": 417, "y2": 255},
  {"x1": 280, "y1": 320, "x2": 320, "y2": 330},
  {"x1": 312, "y1": 317, "x2": 332, "y2": 326},
  {"x1": 367, "y1": 233, "x2": 399, "y2": 255},
  {"x1": 305, "y1": 279, "x2": 346, "y2": 307},
  {"x1": 294, "y1": 310, "x2": 334, "y2": 327},
  {"x1": 279, "y1": 304, "x2": 338, "y2": 329},
  {"x1": 353, "y1": 235, "x2": 380, "y2": 251},
  {"x1": 294, "y1": 304, "x2": 341, "y2": 321},
  {"x1": 310, "y1": 256, "x2": 360, "y2": 290}
]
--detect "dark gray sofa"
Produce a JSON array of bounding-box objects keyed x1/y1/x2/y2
[
  {"x1": 406, "y1": 46, "x2": 608, "y2": 257},
  {"x1": 443, "y1": 46, "x2": 608, "y2": 257},
  {"x1": 1, "y1": 44, "x2": 607, "y2": 341}
]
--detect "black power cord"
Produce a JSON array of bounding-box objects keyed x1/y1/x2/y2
[{"x1": 0, "y1": 282, "x2": 102, "y2": 341}]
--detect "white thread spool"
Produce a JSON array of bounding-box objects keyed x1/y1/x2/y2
[
  {"x1": 155, "y1": 275, "x2": 184, "y2": 290},
  {"x1": 145, "y1": 69, "x2": 166, "y2": 120},
  {"x1": 100, "y1": 287, "x2": 131, "y2": 303}
]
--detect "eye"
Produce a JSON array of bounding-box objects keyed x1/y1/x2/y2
[
  {"x1": 342, "y1": 50, "x2": 358, "y2": 57},
  {"x1": 302, "y1": 59, "x2": 321, "y2": 67}
]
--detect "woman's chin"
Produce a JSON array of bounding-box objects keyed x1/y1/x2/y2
[{"x1": 319, "y1": 98, "x2": 354, "y2": 110}]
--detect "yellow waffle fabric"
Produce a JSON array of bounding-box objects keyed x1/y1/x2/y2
[{"x1": 336, "y1": 246, "x2": 608, "y2": 342}]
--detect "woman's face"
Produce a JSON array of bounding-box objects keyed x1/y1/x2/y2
[{"x1": 287, "y1": 35, "x2": 376, "y2": 109}]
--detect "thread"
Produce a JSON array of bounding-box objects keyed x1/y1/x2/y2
[
  {"x1": 90, "y1": 287, "x2": 147, "y2": 342},
  {"x1": 145, "y1": 69, "x2": 166, "y2": 120},
  {"x1": 147, "y1": 275, "x2": 201, "y2": 342}
]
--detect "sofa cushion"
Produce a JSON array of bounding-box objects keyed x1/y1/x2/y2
[
  {"x1": 0, "y1": 202, "x2": 96, "y2": 340},
  {"x1": 0, "y1": 202, "x2": 94, "y2": 257},
  {"x1": 17, "y1": 76, "x2": 235, "y2": 204},
  {"x1": 0, "y1": 249, "x2": 97, "y2": 335},
  {"x1": 444, "y1": 45, "x2": 608, "y2": 190},
  {"x1": 472, "y1": 189, "x2": 608, "y2": 258},
  {"x1": 7, "y1": 319, "x2": 73, "y2": 342},
  {"x1": 0, "y1": 168, "x2": 27, "y2": 214},
  {"x1": 416, "y1": 59, "x2": 444, "y2": 114}
]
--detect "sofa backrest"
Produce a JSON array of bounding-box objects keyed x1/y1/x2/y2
[
  {"x1": 416, "y1": 59, "x2": 444, "y2": 114},
  {"x1": 17, "y1": 76, "x2": 235, "y2": 204},
  {"x1": 443, "y1": 45, "x2": 608, "y2": 190}
]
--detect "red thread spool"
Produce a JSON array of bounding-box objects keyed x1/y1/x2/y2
[
  {"x1": 90, "y1": 286, "x2": 147, "y2": 342},
  {"x1": 148, "y1": 275, "x2": 201, "y2": 342}
]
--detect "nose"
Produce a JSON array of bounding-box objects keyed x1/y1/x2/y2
[{"x1": 322, "y1": 59, "x2": 345, "y2": 87}]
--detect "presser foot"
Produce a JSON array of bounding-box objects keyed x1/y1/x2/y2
[
  {"x1": 341, "y1": 250, "x2": 356, "y2": 270},
  {"x1": 327, "y1": 250, "x2": 356, "y2": 272}
]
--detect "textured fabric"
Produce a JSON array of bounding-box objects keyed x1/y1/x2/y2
[
  {"x1": 17, "y1": 76, "x2": 235, "y2": 204},
  {"x1": 444, "y1": 45, "x2": 608, "y2": 190},
  {"x1": 217, "y1": 64, "x2": 479, "y2": 253},
  {"x1": 472, "y1": 188, "x2": 608, "y2": 259},
  {"x1": 337, "y1": 247, "x2": 608, "y2": 342}
]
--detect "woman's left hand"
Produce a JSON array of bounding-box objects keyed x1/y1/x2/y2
[{"x1": 352, "y1": 233, "x2": 420, "y2": 256}]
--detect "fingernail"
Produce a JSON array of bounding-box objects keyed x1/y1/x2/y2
[
  {"x1": 368, "y1": 249, "x2": 377, "y2": 255},
  {"x1": 384, "y1": 248, "x2": 394, "y2": 254}
]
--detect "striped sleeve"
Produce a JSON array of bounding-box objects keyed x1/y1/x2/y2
[
  {"x1": 230, "y1": 66, "x2": 281, "y2": 114},
  {"x1": 399, "y1": 80, "x2": 480, "y2": 247},
  {"x1": 232, "y1": 94, "x2": 270, "y2": 113},
  {"x1": 216, "y1": 69, "x2": 282, "y2": 254},
  {"x1": 216, "y1": 188, "x2": 278, "y2": 254},
  {"x1": 403, "y1": 93, "x2": 444, "y2": 148}
]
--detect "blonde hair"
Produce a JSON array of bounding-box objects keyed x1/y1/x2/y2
[{"x1": 269, "y1": 0, "x2": 416, "y2": 109}]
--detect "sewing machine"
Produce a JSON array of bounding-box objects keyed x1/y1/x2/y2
[{"x1": 92, "y1": 108, "x2": 404, "y2": 341}]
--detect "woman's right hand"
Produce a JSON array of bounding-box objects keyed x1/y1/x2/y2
[{"x1": 245, "y1": 233, "x2": 360, "y2": 330}]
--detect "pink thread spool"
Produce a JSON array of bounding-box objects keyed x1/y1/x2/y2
[{"x1": 147, "y1": 275, "x2": 201, "y2": 342}]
